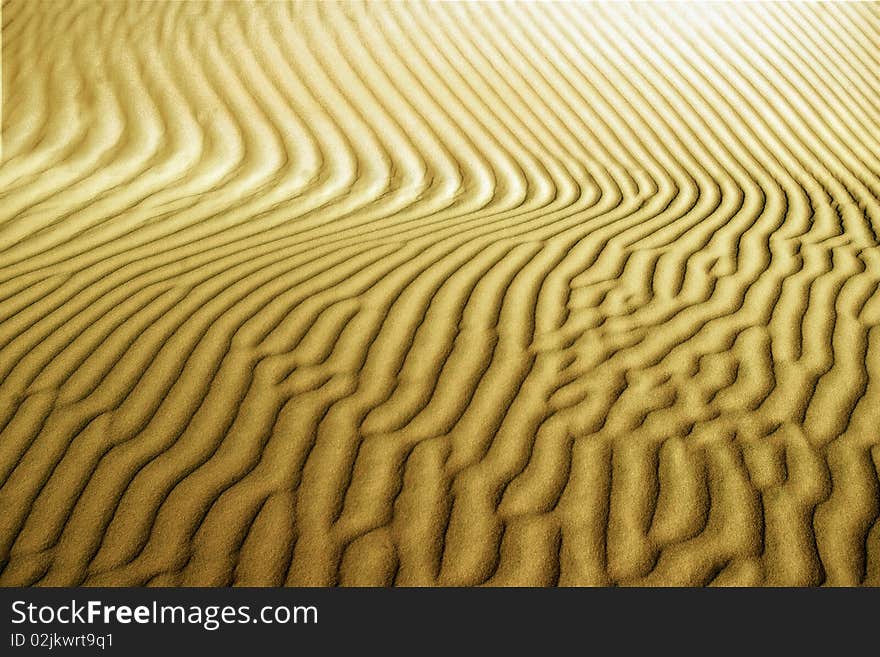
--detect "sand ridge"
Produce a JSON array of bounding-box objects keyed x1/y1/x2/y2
[{"x1": 1, "y1": 0, "x2": 880, "y2": 586}]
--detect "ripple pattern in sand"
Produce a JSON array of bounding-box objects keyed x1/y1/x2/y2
[{"x1": 2, "y1": 1, "x2": 880, "y2": 586}]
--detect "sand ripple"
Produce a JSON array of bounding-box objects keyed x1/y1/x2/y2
[{"x1": 2, "y1": 1, "x2": 880, "y2": 586}]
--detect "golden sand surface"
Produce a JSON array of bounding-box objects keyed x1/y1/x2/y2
[{"x1": 1, "y1": 0, "x2": 880, "y2": 586}]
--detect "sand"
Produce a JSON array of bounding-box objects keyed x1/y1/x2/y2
[{"x1": 1, "y1": 0, "x2": 879, "y2": 587}]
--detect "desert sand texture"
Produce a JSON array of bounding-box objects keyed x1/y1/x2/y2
[{"x1": 2, "y1": 0, "x2": 880, "y2": 587}]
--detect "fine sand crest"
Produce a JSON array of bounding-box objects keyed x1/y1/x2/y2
[{"x1": 1, "y1": 1, "x2": 880, "y2": 586}]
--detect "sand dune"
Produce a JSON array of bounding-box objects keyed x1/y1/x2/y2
[{"x1": 1, "y1": 0, "x2": 880, "y2": 586}]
